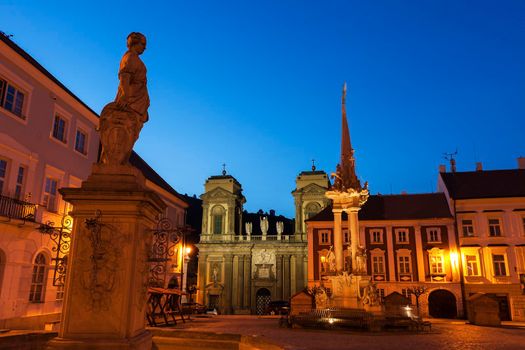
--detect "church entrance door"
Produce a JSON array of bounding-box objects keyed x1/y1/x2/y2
[{"x1": 256, "y1": 288, "x2": 271, "y2": 315}]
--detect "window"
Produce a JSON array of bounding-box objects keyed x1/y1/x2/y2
[
  {"x1": 488, "y1": 219, "x2": 502, "y2": 237},
  {"x1": 462, "y1": 220, "x2": 475, "y2": 237},
  {"x1": 465, "y1": 255, "x2": 480, "y2": 276},
  {"x1": 402, "y1": 288, "x2": 412, "y2": 301},
  {"x1": 0, "y1": 159, "x2": 6, "y2": 195},
  {"x1": 52, "y1": 115, "x2": 68, "y2": 143},
  {"x1": 378, "y1": 288, "x2": 385, "y2": 302},
  {"x1": 211, "y1": 205, "x2": 225, "y2": 235},
  {"x1": 320, "y1": 231, "x2": 330, "y2": 244},
  {"x1": 372, "y1": 255, "x2": 384, "y2": 275},
  {"x1": 29, "y1": 253, "x2": 47, "y2": 302},
  {"x1": 343, "y1": 230, "x2": 350, "y2": 244},
  {"x1": 398, "y1": 255, "x2": 411, "y2": 274},
  {"x1": 429, "y1": 252, "x2": 445, "y2": 274},
  {"x1": 0, "y1": 78, "x2": 25, "y2": 118},
  {"x1": 371, "y1": 229, "x2": 383, "y2": 244},
  {"x1": 14, "y1": 166, "x2": 26, "y2": 199},
  {"x1": 395, "y1": 229, "x2": 409, "y2": 244},
  {"x1": 493, "y1": 255, "x2": 506, "y2": 276},
  {"x1": 74, "y1": 129, "x2": 87, "y2": 155},
  {"x1": 43, "y1": 177, "x2": 58, "y2": 212},
  {"x1": 427, "y1": 228, "x2": 441, "y2": 243},
  {"x1": 305, "y1": 202, "x2": 321, "y2": 219}
]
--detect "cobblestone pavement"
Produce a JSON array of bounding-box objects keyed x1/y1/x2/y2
[{"x1": 175, "y1": 315, "x2": 525, "y2": 350}]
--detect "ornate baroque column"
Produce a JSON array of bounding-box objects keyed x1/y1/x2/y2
[{"x1": 333, "y1": 209, "x2": 344, "y2": 272}]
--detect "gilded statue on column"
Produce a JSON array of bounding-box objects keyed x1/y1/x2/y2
[{"x1": 99, "y1": 32, "x2": 150, "y2": 166}]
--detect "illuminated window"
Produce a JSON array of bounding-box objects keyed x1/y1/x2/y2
[
  {"x1": 52, "y1": 115, "x2": 68, "y2": 143},
  {"x1": 14, "y1": 166, "x2": 26, "y2": 200},
  {"x1": 427, "y1": 228, "x2": 441, "y2": 243},
  {"x1": 29, "y1": 253, "x2": 47, "y2": 302},
  {"x1": 74, "y1": 129, "x2": 87, "y2": 155},
  {"x1": 492, "y1": 254, "x2": 506, "y2": 276},
  {"x1": 402, "y1": 288, "x2": 412, "y2": 301},
  {"x1": 395, "y1": 229, "x2": 409, "y2": 244},
  {"x1": 0, "y1": 78, "x2": 25, "y2": 118},
  {"x1": 488, "y1": 219, "x2": 502, "y2": 237},
  {"x1": 0, "y1": 159, "x2": 7, "y2": 195},
  {"x1": 373, "y1": 255, "x2": 384, "y2": 274},
  {"x1": 461, "y1": 220, "x2": 475, "y2": 237},
  {"x1": 43, "y1": 177, "x2": 58, "y2": 212},
  {"x1": 371, "y1": 229, "x2": 383, "y2": 244},
  {"x1": 465, "y1": 255, "x2": 479, "y2": 276},
  {"x1": 429, "y1": 252, "x2": 445, "y2": 274}
]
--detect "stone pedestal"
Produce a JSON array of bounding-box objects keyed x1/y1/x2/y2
[
  {"x1": 328, "y1": 274, "x2": 375, "y2": 310},
  {"x1": 47, "y1": 165, "x2": 165, "y2": 350}
]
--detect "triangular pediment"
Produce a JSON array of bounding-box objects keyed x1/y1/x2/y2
[
  {"x1": 201, "y1": 187, "x2": 235, "y2": 201},
  {"x1": 301, "y1": 183, "x2": 328, "y2": 194}
]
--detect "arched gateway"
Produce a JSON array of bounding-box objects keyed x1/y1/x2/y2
[
  {"x1": 256, "y1": 288, "x2": 271, "y2": 315},
  {"x1": 428, "y1": 289, "x2": 457, "y2": 318}
]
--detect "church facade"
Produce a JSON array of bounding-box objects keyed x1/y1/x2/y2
[{"x1": 196, "y1": 171, "x2": 322, "y2": 314}]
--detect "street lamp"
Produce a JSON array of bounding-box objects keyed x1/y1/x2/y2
[{"x1": 181, "y1": 246, "x2": 191, "y2": 302}]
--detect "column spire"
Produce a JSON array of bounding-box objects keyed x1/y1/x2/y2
[{"x1": 332, "y1": 82, "x2": 362, "y2": 192}]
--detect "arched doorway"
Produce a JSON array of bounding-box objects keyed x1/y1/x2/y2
[
  {"x1": 256, "y1": 288, "x2": 271, "y2": 315},
  {"x1": 428, "y1": 289, "x2": 457, "y2": 318}
]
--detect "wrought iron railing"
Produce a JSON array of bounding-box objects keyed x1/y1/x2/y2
[{"x1": 0, "y1": 194, "x2": 36, "y2": 221}]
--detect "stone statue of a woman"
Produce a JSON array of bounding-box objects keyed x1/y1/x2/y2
[{"x1": 99, "y1": 32, "x2": 150, "y2": 166}]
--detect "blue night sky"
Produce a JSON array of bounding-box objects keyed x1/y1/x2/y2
[{"x1": 2, "y1": 1, "x2": 524, "y2": 217}]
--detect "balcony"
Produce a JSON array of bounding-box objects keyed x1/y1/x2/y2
[{"x1": 0, "y1": 194, "x2": 37, "y2": 222}]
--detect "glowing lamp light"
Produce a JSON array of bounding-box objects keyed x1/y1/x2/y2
[
  {"x1": 321, "y1": 256, "x2": 326, "y2": 263},
  {"x1": 185, "y1": 247, "x2": 192, "y2": 255},
  {"x1": 450, "y1": 251, "x2": 459, "y2": 267}
]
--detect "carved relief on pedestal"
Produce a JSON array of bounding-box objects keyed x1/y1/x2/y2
[{"x1": 77, "y1": 212, "x2": 130, "y2": 312}]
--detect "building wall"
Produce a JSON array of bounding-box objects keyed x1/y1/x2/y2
[{"x1": 307, "y1": 217, "x2": 463, "y2": 317}]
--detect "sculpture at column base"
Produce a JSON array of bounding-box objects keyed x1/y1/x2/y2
[{"x1": 326, "y1": 272, "x2": 381, "y2": 312}]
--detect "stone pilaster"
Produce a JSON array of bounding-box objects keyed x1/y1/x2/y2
[
  {"x1": 283, "y1": 254, "x2": 291, "y2": 300},
  {"x1": 414, "y1": 226, "x2": 426, "y2": 282},
  {"x1": 386, "y1": 225, "x2": 396, "y2": 281},
  {"x1": 223, "y1": 254, "x2": 234, "y2": 314},
  {"x1": 243, "y1": 255, "x2": 251, "y2": 309},
  {"x1": 276, "y1": 254, "x2": 283, "y2": 299}
]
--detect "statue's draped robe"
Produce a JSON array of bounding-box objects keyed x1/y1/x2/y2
[{"x1": 117, "y1": 51, "x2": 149, "y2": 122}]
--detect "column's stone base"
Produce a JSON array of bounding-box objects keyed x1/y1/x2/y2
[{"x1": 47, "y1": 330, "x2": 151, "y2": 350}]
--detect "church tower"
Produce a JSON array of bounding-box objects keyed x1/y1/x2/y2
[
  {"x1": 292, "y1": 162, "x2": 331, "y2": 239},
  {"x1": 200, "y1": 168, "x2": 245, "y2": 242}
]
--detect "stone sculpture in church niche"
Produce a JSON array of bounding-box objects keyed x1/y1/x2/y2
[{"x1": 99, "y1": 32, "x2": 150, "y2": 166}]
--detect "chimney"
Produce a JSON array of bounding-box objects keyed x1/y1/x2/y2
[
  {"x1": 450, "y1": 158, "x2": 456, "y2": 172},
  {"x1": 401, "y1": 191, "x2": 408, "y2": 195},
  {"x1": 518, "y1": 157, "x2": 525, "y2": 170},
  {"x1": 476, "y1": 162, "x2": 483, "y2": 171},
  {"x1": 439, "y1": 164, "x2": 446, "y2": 173}
]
